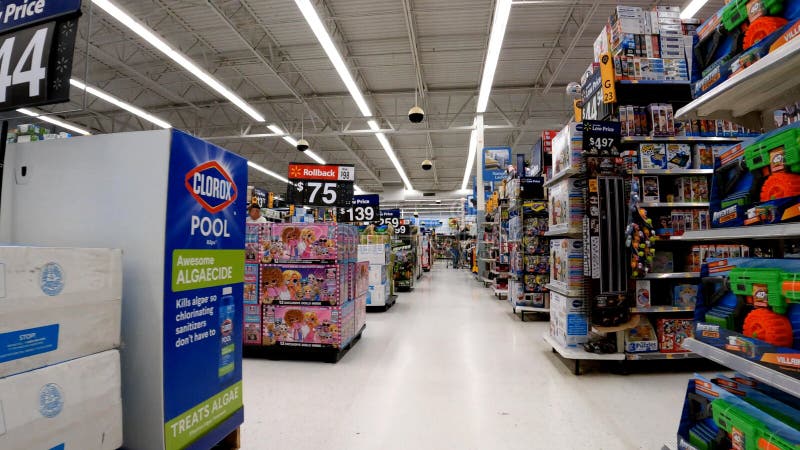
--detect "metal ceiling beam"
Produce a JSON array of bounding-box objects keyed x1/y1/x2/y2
[
  {"x1": 206, "y1": 0, "x2": 383, "y2": 185},
  {"x1": 542, "y1": 0, "x2": 601, "y2": 95}
]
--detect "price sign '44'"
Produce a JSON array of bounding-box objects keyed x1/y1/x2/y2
[{"x1": 286, "y1": 163, "x2": 355, "y2": 207}]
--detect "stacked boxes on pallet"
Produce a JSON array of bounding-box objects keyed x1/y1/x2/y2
[
  {"x1": 244, "y1": 223, "x2": 368, "y2": 351},
  {"x1": 0, "y1": 247, "x2": 123, "y2": 449},
  {"x1": 358, "y1": 243, "x2": 391, "y2": 308}
]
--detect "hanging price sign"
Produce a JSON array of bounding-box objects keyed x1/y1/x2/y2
[
  {"x1": 582, "y1": 120, "x2": 621, "y2": 156},
  {"x1": 336, "y1": 194, "x2": 379, "y2": 223},
  {"x1": 0, "y1": 0, "x2": 81, "y2": 112},
  {"x1": 379, "y1": 209, "x2": 400, "y2": 228},
  {"x1": 286, "y1": 163, "x2": 355, "y2": 207}
]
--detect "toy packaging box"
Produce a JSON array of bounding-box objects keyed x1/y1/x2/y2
[
  {"x1": 259, "y1": 264, "x2": 347, "y2": 306},
  {"x1": 548, "y1": 178, "x2": 586, "y2": 233},
  {"x1": 368, "y1": 264, "x2": 387, "y2": 286},
  {"x1": 642, "y1": 176, "x2": 660, "y2": 202},
  {"x1": 244, "y1": 263, "x2": 259, "y2": 304},
  {"x1": 551, "y1": 122, "x2": 584, "y2": 179},
  {"x1": 674, "y1": 284, "x2": 698, "y2": 307},
  {"x1": 550, "y1": 239, "x2": 584, "y2": 296},
  {"x1": 0, "y1": 350, "x2": 122, "y2": 450},
  {"x1": 357, "y1": 243, "x2": 390, "y2": 265},
  {"x1": 635, "y1": 280, "x2": 652, "y2": 307},
  {"x1": 246, "y1": 223, "x2": 271, "y2": 263},
  {"x1": 354, "y1": 261, "x2": 370, "y2": 297},
  {"x1": 625, "y1": 316, "x2": 659, "y2": 353},
  {"x1": 676, "y1": 375, "x2": 800, "y2": 450},
  {"x1": 243, "y1": 318, "x2": 261, "y2": 346},
  {"x1": 262, "y1": 300, "x2": 355, "y2": 349},
  {"x1": 695, "y1": 257, "x2": 800, "y2": 380},
  {"x1": 366, "y1": 282, "x2": 390, "y2": 306},
  {"x1": 355, "y1": 293, "x2": 367, "y2": 333},
  {"x1": 666, "y1": 143, "x2": 692, "y2": 169},
  {"x1": 549, "y1": 292, "x2": 589, "y2": 347},
  {"x1": 657, "y1": 318, "x2": 694, "y2": 353},
  {"x1": 639, "y1": 143, "x2": 667, "y2": 169},
  {"x1": 0, "y1": 246, "x2": 122, "y2": 379},
  {"x1": 270, "y1": 223, "x2": 354, "y2": 263}
]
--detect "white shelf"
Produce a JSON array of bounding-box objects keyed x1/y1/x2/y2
[
  {"x1": 625, "y1": 351, "x2": 701, "y2": 361},
  {"x1": 630, "y1": 306, "x2": 694, "y2": 313},
  {"x1": 639, "y1": 202, "x2": 709, "y2": 208},
  {"x1": 622, "y1": 136, "x2": 743, "y2": 143},
  {"x1": 682, "y1": 338, "x2": 800, "y2": 397},
  {"x1": 515, "y1": 306, "x2": 549, "y2": 313},
  {"x1": 493, "y1": 287, "x2": 508, "y2": 296},
  {"x1": 643, "y1": 272, "x2": 701, "y2": 279},
  {"x1": 543, "y1": 167, "x2": 582, "y2": 187},
  {"x1": 544, "y1": 224, "x2": 582, "y2": 237},
  {"x1": 675, "y1": 36, "x2": 800, "y2": 127},
  {"x1": 544, "y1": 283, "x2": 582, "y2": 297},
  {"x1": 674, "y1": 223, "x2": 800, "y2": 241},
  {"x1": 543, "y1": 333, "x2": 625, "y2": 361},
  {"x1": 631, "y1": 169, "x2": 713, "y2": 175}
]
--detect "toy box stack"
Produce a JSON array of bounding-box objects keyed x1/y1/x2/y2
[
  {"x1": 549, "y1": 178, "x2": 586, "y2": 234},
  {"x1": 550, "y1": 292, "x2": 590, "y2": 347},
  {"x1": 692, "y1": 0, "x2": 800, "y2": 98},
  {"x1": 550, "y1": 239, "x2": 585, "y2": 297},
  {"x1": 709, "y1": 123, "x2": 800, "y2": 228},
  {"x1": 243, "y1": 223, "x2": 367, "y2": 355},
  {"x1": 550, "y1": 122, "x2": 584, "y2": 179},
  {"x1": 358, "y1": 243, "x2": 392, "y2": 309},
  {"x1": 0, "y1": 247, "x2": 123, "y2": 449},
  {"x1": 695, "y1": 257, "x2": 800, "y2": 380}
]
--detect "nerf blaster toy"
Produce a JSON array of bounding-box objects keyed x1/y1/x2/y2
[
  {"x1": 712, "y1": 398, "x2": 800, "y2": 450},
  {"x1": 730, "y1": 268, "x2": 800, "y2": 314}
]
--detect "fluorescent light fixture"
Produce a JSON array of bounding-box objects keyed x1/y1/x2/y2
[
  {"x1": 247, "y1": 161, "x2": 289, "y2": 183},
  {"x1": 91, "y1": 0, "x2": 265, "y2": 122},
  {"x1": 294, "y1": 0, "x2": 372, "y2": 117},
  {"x1": 367, "y1": 120, "x2": 380, "y2": 131},
  {"x1": 680, "y1": 0, "x2": 709, "y2": 18},
  {"x1": 375, "y1": 132, "x2": 413, "y2": 191},
  {"x1": 461, "y1": 129, "x2": 478, "y2": 190},
  {"x1": 304, "y1": 150, "x2": 325, "y2": 164},
  {"x1": 70, "y1": 78, "x2": 171, "y2": 129},
  {"x1": 476, "y1": 0, "x2": 512, "y2": 113},
  {"x1": 16, "y1": 108, "x2": 92, "y2": 136}
]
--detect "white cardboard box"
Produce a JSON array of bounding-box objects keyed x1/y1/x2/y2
[
  {"x1": 0, "y1": 350, "x2": 122, "y2": 450},
  {"x1": 368, "y1": 264, "x2": 386, "y2": 285},
  {"x1": 358, "y1": 244, "x2": 389, "y2": 265},
  {"x1": 549, "y1": 292, "x2": 589, "y2": 347},
  {"x1": 0, "y1": 246, "x2": 122, "y2": 378}
]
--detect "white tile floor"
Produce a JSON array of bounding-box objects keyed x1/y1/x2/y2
[{"x1": 242, "y1": 263, "x2": 693, "y2": 449}]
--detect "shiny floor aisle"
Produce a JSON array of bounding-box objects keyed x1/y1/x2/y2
[{"x1": 242, "y1": 263, "x2": 688, "y2": 449}]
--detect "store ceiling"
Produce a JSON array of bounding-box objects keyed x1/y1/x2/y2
[{"x1": 45, "y1": 0, "x2": 723, "y2": 196}]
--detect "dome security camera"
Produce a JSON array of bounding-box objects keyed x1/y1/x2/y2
[
  {"x1": 296, "y1": 138, "x2": 309, "y2": 152},
  {"x1": 413, "y1": 212, "x2": 419, "y2": 218},
  {"x1": 435, "y1": 199, "x2": 442, "y2": 204},
  {"x1": 408, "y1": 105, "x2": 425, "y2": 123},
  {"x1": 421, "y1": 159, "x2": 433, "y2": 171},
  {"x1": 566, "y1": 82, "x2": 582, "y2": 98}
]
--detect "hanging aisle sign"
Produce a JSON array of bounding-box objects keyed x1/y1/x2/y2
[
  {"x1": 0, "y1": 0, "x2": 81, "y2": 112},
  {"x1": 286, "y1": 163, "x2": 355, "y2": 207},
  {"x1": 336, "y1": 194, "x2": 379, "y2": 223}
]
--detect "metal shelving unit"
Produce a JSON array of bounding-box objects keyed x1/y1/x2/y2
[
  {"x1": 673, "y1": 223, "x2": 800, "y2": 241},
  {"x1": 625, "y1": 352, "x2": 700, "y2": 361},
  {"x1": 682, "y1": 338, "x2": 800, "y2": 397},
  {"x1": 643, "y1": 272, "x2": 700, "y2": 279},
  {"x1": 622, "y1": 136, "x2": 744, "y2": 143},
  {"x1": 543, "y1": 333, "x2": 625, "y2": 375},
  {"x1": 630, "y1": 306, "x2": 694, "y2": 313},
  {"x1": 638, "y1": 201, "x2": 710, "y2": 208},
  {"x1": 543, "y1": 167, "x2": 582, "y2": 187},
  {"x1": 630, "y1": 169, "x2": 713, "y2": 175}
]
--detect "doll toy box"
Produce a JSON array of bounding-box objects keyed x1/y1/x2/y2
[
  {"x1": 246, "y1": 223, "x2": 271, "y2": 263},
  {"x1": 262, "y1": 301, "x2": 356, "y2": 349},
  {"x1": 0, "y1": 246, "x2": 122, "y2": 379},
  {"x1": 270, "y1": 223, "x2": 356, "y2": 263},
  {"x1": 548, "y1": 178, "x2": 586, "y2": 234},
  {"x1": 657, "y1": 318, "x2": 694, "y2": 353},
  {"x1": 550, "y1": 239, "x2": 584, "y2": 297},
  {"x1": 260, "y1": 264, "x2": 348, "y2": 306}
]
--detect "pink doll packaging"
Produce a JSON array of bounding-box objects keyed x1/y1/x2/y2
[
  {"x1": 260, "y1": 264, "x2": 346, "y2": 306},
  {"x1": 355, "y1": 261, "x2": 369, "y2": 297},
  {"x1": 262, "y1": 304, "x2": 350, "y2": 348},
  {"x1": 246, "y1": 223, "x2": 271, "y2": 263},
  {"x1": 244, "y1": 321, "x2": 261, "y2": 346},
  {"x1": 271, "y1": 223, "x2": 344, "y2": 262},
  {"x1": 244, "y1": 264, "x2": 259, "y2": 304}
]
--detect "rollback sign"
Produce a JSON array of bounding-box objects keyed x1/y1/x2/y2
[{"x1": 286, "y1": 163, "x2": 355, "y2": 207}]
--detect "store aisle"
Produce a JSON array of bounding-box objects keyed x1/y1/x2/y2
[{"x1": 242, "y1": 264, "x2": 687, "y2": 449}]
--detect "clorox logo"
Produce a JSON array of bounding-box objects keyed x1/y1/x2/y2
[{"x1": 185, "y1": 161, "x2": 237, "y2": 213}]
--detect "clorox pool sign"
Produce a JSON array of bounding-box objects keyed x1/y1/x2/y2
[{"x1": 185, "y1": 161, "x2": 238, "y2": 214}]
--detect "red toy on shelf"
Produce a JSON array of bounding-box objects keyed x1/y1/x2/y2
[
  {"x1": 760, "y1": 172, "x2": 800, "y2": 201},
  {"x1": 743, "y1": 308, "x2": 794, "y2": 347}
]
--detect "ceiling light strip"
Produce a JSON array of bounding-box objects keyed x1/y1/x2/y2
[
  {"x1": 680, "y1": 0, "x2": 709, "y2": 19},
  {"x1": 461, "y1": 128, "x2": 478, "y2": 190},
  {"x1": 294, "y1": 0, "x2": 372, "y2": 117},
  {"x1": 92, "y1": 0, "x2": 265, "y2": 122},
  {"x1": 70, "y1": 79, "x2": 172, "y2": 129},
  {"x1": 295, "y1": 2, "x2": 413, "y2": 190},
  {"x1": 16, "y1": 108, "x2": 92, "y2": 136},
  {"x1": 247, "y1": 161, "x2": 289, "y2": 183},
  {"x1": 476, "y1": 0, "x2": 513, "y2": 113}
]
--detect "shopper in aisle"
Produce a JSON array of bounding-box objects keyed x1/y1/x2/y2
[
  {"x1": 450, "y1": 240, "x2": 461, "y2": 269},
  {"x1": 247, "y1": 203, "x2": 267, "y2": 224}
]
